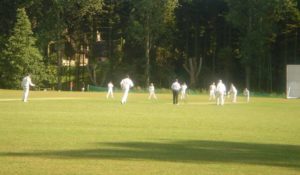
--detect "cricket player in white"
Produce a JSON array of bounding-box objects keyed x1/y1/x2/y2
[
  {"x1": 228, "y1": 83, "x2": 238, "y2": 103},
  {"x1": 216, "y1": 80, "x2": 226, "y2": 105},
  {"x1": 21, "y1": 74, "x2": 35, "y2": 102},
  {"x1": 148, "y1": 83, "x2": 157, "y2": 99},
  {"x1": 209, "y1": 82, "x2": 216, "y2": 100},
  {"x1": 243, "y1": 88, "x2": 250, "y2": 103},
  {"x1": 180, "y1": 82, "x2": 188, "y2": 100},
  {"x1": 120, "y1": 75, "x2": 134, "y2": 104},
  {"x1": 106, "y1": 81, "x2": 114, "y2": 99}
]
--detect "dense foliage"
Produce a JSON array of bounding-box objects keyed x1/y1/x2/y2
[
  {"x1": 0, "y1": 8, "x2": 45, "y2": 88},
  {"x1": 0, "y1": 0, "x2": 299, "y2": 92}
]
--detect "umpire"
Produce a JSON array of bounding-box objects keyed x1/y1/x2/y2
[{"x1": 171, "y1": 79, "x2": 181, "y2": 104}]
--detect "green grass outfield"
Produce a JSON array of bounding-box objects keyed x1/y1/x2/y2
[{"x1": 0, "y1": 89, "x2": 300, "y2": 175}]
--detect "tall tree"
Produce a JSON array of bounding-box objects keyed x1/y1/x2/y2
[
  {"x1": 174, "y1": 0, "x2": 227, "y2": 87},
  {"x1": 27, "y1": 0, "x2": 105, "y2": 89},
  {"x1": 0, "y1": 8, "x2": 45, "y2": 89},
  {"x1": 226, "y1": 0, "x2": 299, "y2": 91},
  {"x1": 126, "y1": 0, "x2": 178, "y2": 86}
]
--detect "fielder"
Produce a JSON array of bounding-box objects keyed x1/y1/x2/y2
[
  {"x1": 243, "y1": 88, "x2": 250, "y2": 103},
  {"x1": 209, "y1": 82, "x2": 216, "y2": 100},
  {"x1": 216, "y1": 79, "x2": 226, "y2": 106},
  {"x1": 148, "y1": 83, "x2": 157, "y2": 99},
  {"x1": 180, "y1": 82, "x2": 188, "y2": 100},
  {"x1": 21, "y1": 74, "x2": 35, "y2": 102},
  {"x1": 228, "y1": 83, "x2": 238, "y2": 103},
  {"x1": 106, "y1": 81, "x2": 114, "y2": 99},
  {"x1": 120, "y1": 75, "x2": 134, "y2": 104}
]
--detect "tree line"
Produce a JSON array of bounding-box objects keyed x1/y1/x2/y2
[{"x1": 0, "y1": 0, "x2": 299, "y2": 92}]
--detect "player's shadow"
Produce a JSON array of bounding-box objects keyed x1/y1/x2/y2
[{"x1": 1, "y1": 140, "x2": 300, "y2": 169}]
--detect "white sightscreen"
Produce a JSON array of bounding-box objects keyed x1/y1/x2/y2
[{"x1": 287, "y1": 65, "x2": 300, "y2": 99}]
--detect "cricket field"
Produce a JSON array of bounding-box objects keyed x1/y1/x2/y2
[{"x1": 0, "y1": 90, "x2": 299, "y2": 175}]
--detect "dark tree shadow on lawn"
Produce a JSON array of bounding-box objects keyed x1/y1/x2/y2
[{"x1": 1, "y1": 140, "x2": 300, "y2": 169}]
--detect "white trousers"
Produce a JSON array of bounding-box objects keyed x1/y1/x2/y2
[
  {"x1": 149, "y1": 91, "x2": 157, "y2": 99},
  {"x1": 246, "y1": 95, "x2": 250, "y2": 103},
  {"x1": 22, "y1": 87, "x2": 29, "y2": 102},
  {"x1": 216, "y1": 92, "x2": 225, "y2": 105},
  {"x1": 180, "y1": 91, "x2": 186, "y2": 100},
  {"x1": 121, "y1": 88, "x2": 130, "y2": 104},
  {"x1": 106, "y1": 89, "x2": 114, "y2": 98},
  {"x1": 232, "y1": 92, "x2": 237, "y2": 103},
  {"x1": 209, "y1": 90, "x2": 215, "y2": 100}
]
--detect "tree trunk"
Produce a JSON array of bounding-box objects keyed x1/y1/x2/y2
[
  {"x1": 244, "y1": 7, "x2": 252, "y2": 91},
  {"x1": 145, "y1": 14, "x2": 150, "y2": 86},
  {"x1": 245, "y1": 65, "x2": 251, "y2": 89},
  {"x1": 76, "y1": 54, "x2": 80, "y2": 89},
  {"x1": 294, "y1": 29, "x2": 298, "y2": 63},
  {"x1": 284, "y1": 33, "x2": 287, "y2": 65},
  {"x1": 68, "y1": 56, "x2": 71, "y2": 83},
  {"x1": 258, "y1": 55, "x2": 262, "y2": 91},
  {"x1": 57, "y1": 48, "x2": 62, "y2": 90},
  {"x1": 183, "y1": 57, "x2": 202, "y2": 88},
  {"x1": 100, "y1": 70, "x2": 107, "y2": 86},
  {"x1": 86, "y1": 64, "x2": 97, "y2": 85},
  {"x1": 268, "y1": 54, "x2": 272, "y2": 92},
  {"x1": 145, "y1": 31, "x2": 150, "y2": 86}
]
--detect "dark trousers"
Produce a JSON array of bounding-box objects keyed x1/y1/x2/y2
[{"x1": 172, "y1": 90, "x2": 179, "y2": 104}]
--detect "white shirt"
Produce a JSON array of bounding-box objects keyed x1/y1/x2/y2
[
  {"x1": 171, "y1": 82, "x2": 181, "y2": 91},
  {"x1": 210, "y1": 84, "x2": 216, "y2": 92},
  {"x1": 108, "y1": 82, "x2": 114, "y2": 90},
  {"x1": 120, "y1": 78, "x2": 134, "y2": 90},
  {"x1": 149, "y1": 85, "x2": 155, "y2": 92},
  {"x1": 21, "y1": 76, "x2": 35, "y2": 88},
  {"x1": 181, "y1": 84, "x2": 187, "y2": 92},
  {"x1": 216, "y1": 81, "x2": 226, "y2": 94},
  {"x1": 230, "y1": 85, "x2": 237, "y2": 94},
  {"x1": 244, "y1": 89, "x2": 250, "y2": 96}
]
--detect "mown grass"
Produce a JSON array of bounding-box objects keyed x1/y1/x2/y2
[{"x1": 0, "y1": 89, "x2": 300, "y2": 175}]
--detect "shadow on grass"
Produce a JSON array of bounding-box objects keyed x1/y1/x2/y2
[{"x1": 1, "y1": 140, "x2": 300, "y2": 169}]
